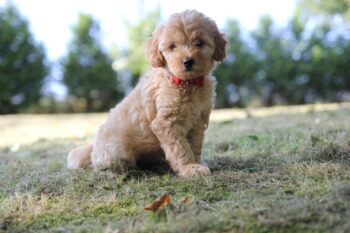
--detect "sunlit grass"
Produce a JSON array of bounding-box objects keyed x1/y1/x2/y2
[{"x1": 1, "y1": 102, "x2": 349, "y2": 147}]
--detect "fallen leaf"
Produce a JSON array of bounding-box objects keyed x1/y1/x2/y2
[{"x1": 144, "y1": 193, "x2": 171, "y2": 212}]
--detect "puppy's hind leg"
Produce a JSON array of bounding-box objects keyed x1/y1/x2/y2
[
  {"x1": 67, "y1": 144, "x2": 93, "y2": 169},
  {"x1": 91, "y1": 143, "x2": 136, "y2": 172}
]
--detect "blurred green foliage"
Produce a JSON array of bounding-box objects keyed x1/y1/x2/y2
[
  {"x1": 214, "y1": 4, "x2": 350, "y2": 107},
  {"x1": 214, "y1": 19, "x2": 258, "y2": 107},
  {"x1": 123, "y1": 8, "x2": 161, "y2": 86},
  {"x1": 61, "y1": 13, "x2": 123, "y2": 112},
  {"x1": 300, "y1": 0, "x2": 350, "y2": 21},
  {"x1": 0, "y1": 3, "x2": 48, "y2": 114},
  {"x1": 0, "y1": 1, "x2": 349, "y2": 113}
]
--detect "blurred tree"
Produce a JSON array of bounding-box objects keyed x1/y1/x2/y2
[
  {"x1": 0, "y1": 3, "x2": 48, "y2": 114},
  {"x1": 301, "y1": 22, "x2": 350, "y2": 102},
  {"x1": 123, "y1": 8, "x2": 160, "y2": 86},
  {"x1": 214, "y1": 20, "x2": 257, "y2": 107},
  {"x1": 214, "y1": 4, "x2": 350, "y2": 108},
  {"x1": 334, "y1": 37, "x2": 350, "y2": 100},
  {"x1": 293, "y1": 1, "x2": 350, "y2": 103},
  {"x1": 252, "y1": 16, "x2": 299, "y2": 106},
  {"x1": 62, "y1": 13, "x2": 122, "y2": 112},
  {"x1": 285, "y1": 9, "x2": 311, "y2": 103},
  {"x1": 299, "y1": 0, "x2": 350, "y2": 21}
]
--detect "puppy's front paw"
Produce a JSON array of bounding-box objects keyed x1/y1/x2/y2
[{"x1": 179, "y1": 164, "x2": 211, "y2": 177}]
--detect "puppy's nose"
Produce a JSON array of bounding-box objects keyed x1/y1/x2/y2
[{"x1": 183, "y1": 57, "x2": 195, "y2": 70}]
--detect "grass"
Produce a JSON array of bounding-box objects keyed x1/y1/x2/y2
[{"x1": 1, "y1": 103, "x2": 350, "y2": 233}]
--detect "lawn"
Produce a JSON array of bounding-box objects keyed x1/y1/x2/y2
[{"x1": 1, "y1": 103, "x2": 350, "y2": 233}]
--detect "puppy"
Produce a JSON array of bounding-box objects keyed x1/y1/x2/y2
[{"x1": 67, "y1": 10, "x2": 227, "y2": 177}]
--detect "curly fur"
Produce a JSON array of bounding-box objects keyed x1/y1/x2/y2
[{"x1": 67, "y1": 10, "x2": 227, "y2": 177}]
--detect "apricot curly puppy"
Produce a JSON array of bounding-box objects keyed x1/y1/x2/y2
[{"x1": 67, "y1": 10, "x2": 227, "y2": 177}]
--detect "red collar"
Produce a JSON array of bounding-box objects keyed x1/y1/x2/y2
[{"x1": 170, "y1": 76, "x2": 205, "y2": 88}]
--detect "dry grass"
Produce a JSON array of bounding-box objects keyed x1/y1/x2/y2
[{"x1": 1, "y1": 103, "x2": 350, "y2": 233}]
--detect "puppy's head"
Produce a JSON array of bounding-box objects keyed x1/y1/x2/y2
[{"x1": 146, "y1": 10, "x2": 227, "y2": 80}]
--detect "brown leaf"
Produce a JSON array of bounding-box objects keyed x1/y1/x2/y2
[{"x1": 144, "y1": 193, "x2": 171, "y2": 212}]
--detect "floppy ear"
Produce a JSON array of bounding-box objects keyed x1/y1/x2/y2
[
  {"x1": 213, "y1": 32, "x2": 227, "y2": 62},
  {"x1": 146, "y1": 32, "x2": 166, "y2": 68}
]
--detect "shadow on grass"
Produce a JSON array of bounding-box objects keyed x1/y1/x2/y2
[
  {"x1": 304, "y1": 142, "x2": 350, "y2": 162},
  {"x1": 206, "y1": 141, "x2": 350, "y2": 173},
  {"x1": 1, "y1": 136, "x2": 349, "y2": 185}
]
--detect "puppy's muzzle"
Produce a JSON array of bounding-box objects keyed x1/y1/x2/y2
[{"x1": 183, "y1": 57, "x2": 195, "y2": 71}]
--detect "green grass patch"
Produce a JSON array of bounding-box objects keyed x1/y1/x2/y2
[{"x1": 1, "y1": 106, "x2": 350, "y2": 232}]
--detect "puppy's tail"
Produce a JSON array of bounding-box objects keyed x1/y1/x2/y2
[{"x1": 67, "y1": 144, "x2": 93, "y2": 169}]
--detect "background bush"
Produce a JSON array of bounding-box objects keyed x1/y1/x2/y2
[
  {"x1": 0, "y1": 4, "x2": 48, "y2": 114},
  {"x1": 61, "y1": 13, "x2": 123, "y2": 112},
  {"x1": 0, "y1": 0, "x2": 349, "y2": 113}
]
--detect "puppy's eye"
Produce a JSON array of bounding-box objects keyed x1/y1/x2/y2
[
  {"x1": 170, "y1": 44, "x2": 177, "y2": 50},
  {"x1": 194, "y1": 41, "x2": 204, "y2": 48}
]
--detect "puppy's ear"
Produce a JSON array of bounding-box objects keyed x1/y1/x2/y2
[
  {"x1": 213, "y1": 32, "x2": 227, "y2": 62},
  {"x1": 146, "y1": 32, "x2": 166, "y2": 68}
]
